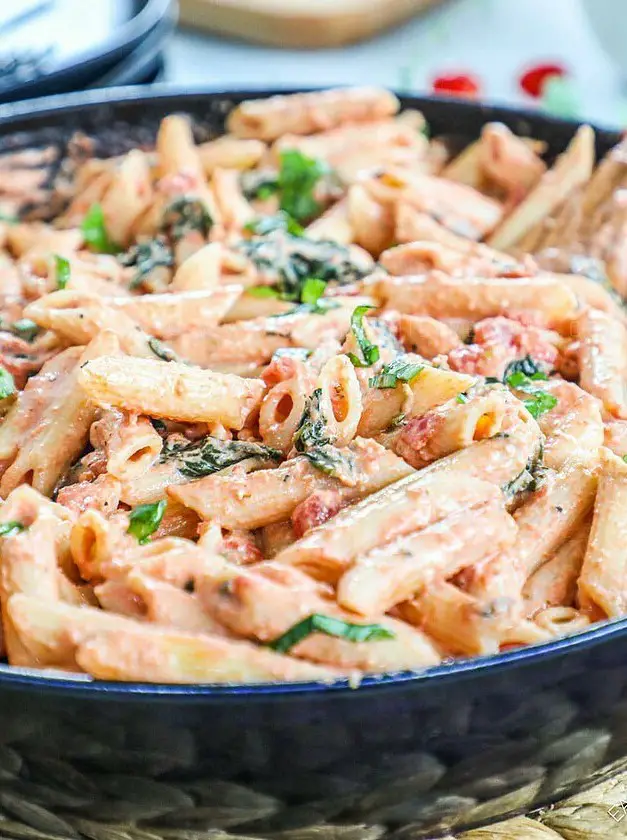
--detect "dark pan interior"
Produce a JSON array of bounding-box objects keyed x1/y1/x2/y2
[{"x1": 0, "y1": 86, "x2": 622, "y2": 222}]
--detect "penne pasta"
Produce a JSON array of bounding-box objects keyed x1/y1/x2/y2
[{"x1": 78, "y1": 356, "x2": 265, "y2": 428}]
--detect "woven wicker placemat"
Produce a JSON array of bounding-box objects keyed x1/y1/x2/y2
[{"x1": 0, "y1": 773, "x2": 624, "y2": 840}]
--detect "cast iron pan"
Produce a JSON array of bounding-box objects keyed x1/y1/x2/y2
[{"x1": 0, "y1": 89, "x2": 624, "y2": 840}]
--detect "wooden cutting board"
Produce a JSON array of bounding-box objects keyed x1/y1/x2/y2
[{"x1": 179, "y1": 0, "x2": 446, "y2": 48}]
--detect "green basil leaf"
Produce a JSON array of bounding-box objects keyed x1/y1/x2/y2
[
  {"x1": 0, "y1": 521, "x2": 25, "y2": 538},
  {"x1": 81, "y1": 204, "x2": 121, "y2": 254},
  {"x1": 54, "y1": 254, "x2": 70, "y2": 289},
  {"x1": 278, "y1": 149, "x2": 328, "y2": 223},
  {"x1": 523, "y1": 392, "x2": 558, "y2": 419},
  {"x1": 504, "y1": 355, "x2": 548, "y2": 384},
  {"x1": 268, "y1": 613, "x2": 395, "y2": 653},
  {"x1": 300, "y1": 277, "x2": 327, "y2": 306},
  {"x1": 456, "y1": 393, "x2": 469, "y2": 404},
  {"x1": 244, "y1": 212, "x2": 304, "y2": 237},
  {"x1": 127, "y1": 500, "x2": 166, "y2": 545},
  {"x1": 247, "y1": 285, "x2": 282, "y2": 299},
  {"x1": 161, "y1": 197, "x2": 212, "y2": 242},
  {"x1": 0, "y1": 366, "x2": 15, "y2": 400},
  {"x1": 11, "y1": 319, "x2": 39, "y2": 343},
  {"x1": 160, "y1": 436, "x2": 280, "y2": 480},
  {"x1": 369, "y1": 356, "x2": 423, "y2": 388},
  {"x1": 348, "y1": 305, "x2": 379, "y2": 368}
]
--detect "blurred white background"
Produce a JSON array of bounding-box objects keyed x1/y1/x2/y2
[{"x1": 166, "y1": 0, "x2": 627, "y2": 128}]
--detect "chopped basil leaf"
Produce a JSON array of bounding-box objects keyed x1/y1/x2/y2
[
  {"x1": 456, "y1": 393, "x2": 469, "y2": 404},
  {"x1": 0, "y1": 366, "x2": 15, "y2": 399},
  {"x1": 305, "y1": 445, "x2": 356, "y2": 483},
  {"x1": 161, "y1": 197, "x2": 212, "y2": 242},
  {"x1": 11, "y1": 319, "x2": 39, "y2": 343},
  {"x1": 127, "y1": 500, "x2": 166, "y2": 544},
  {"x1": 504, "y1": 358, "x2": 557, "y2": 420},
  {"x1": 54, "y1": 254, "x2": 70, "y2": 289},
  {"x1": 503, "y1": 355, "x2": 548, "y2": 383},
  {"x1": 268, "y1": 613, "x2": 395, "y2": 653},
  {"x1": 0, "y1": 521, "x2": 25, "y2": 538},
  {"x1": 244, "y1": 211, "x2": 304, "y2": 237},
  {"x1": 148, "y1": 337, "x2": 179, "y2": 363},
  {"x1": 485, "y1": 376, "x2": 500, "y2": 384},
  {"x1": 300, "y1": 277, "x2": 326, "y2": 306},
  {"x1": 160, "y1": 436, "x2": 280, "y2": 480},
  {"x1": 522, "y1": 391, "x2": 558, "y2": 419},
  {"x1": 238, "y1": 231, "x2": 370, "y2": 303},
  {"x1": 120, "y1": 236, "x2": 173, "y2": 290},
  {"x1": 369, "y1": 356, "x2": 423, "y2": 389},
  {"x1": 347, "y1": 305, "x2": 379, "y2": 368},
  {"x1": 81, "y1": 204, "x2": 121, "y2": 254},
  {"x1": 278, "y1": 149, "x2": 328, "y2": 223},
  {"x1": 293, "y1": 389, "x2": 352, "y2": 480},
  {"x1": 240, "y1": 169, "x2": 279, "y2": 201},
  {"x1": 247, "y1": 285, "x2": 282, "y2": 299},
  {"x1": 623, "y1": 455, "x2": 627, "y2": 464},
  {"x1": 294, "y1": 389, "x2": 332, "y2": 452}
]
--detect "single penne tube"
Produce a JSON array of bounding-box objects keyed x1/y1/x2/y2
[
  {"x1": 199, "y1": 562, "x2": 441, "y2": 672},
  {"x1": 441, "y1": 140, "x2": 482, "y2": 187},
  {"x1": 155, "y1": 114, "x2": 205, "y2": 186},
  {"x1": 577, "y1": 307, "x2": 627, "y2": 419},
  {"x1": 223, "y1": 291, "x2": 292, "y2": 323},
  {"x1": 579, "y1": 448, "x2": 627, "y2": 618},
  {"x1": 99, "y1": 150, "x2": 154, "y2": 247},
  {"x1": 170, "y1": 438, "x2": 413, "y2": 530},
  {"x1": 78, "y1": 356, "x2": 265, "y2": 428},
  {"x1": 390, "y1": 386, "x2": 511, "y2": 470},
  {"x1": 533, "y1": 606, "x2": 591, "y2": 638},
  {"x1": 397, "y1": 314, "x2": 462, "y2": 358},
  {"x1": 0, "y1": 331, "x2": 120, "y2": 497},
  {"x1": 365, "y1": 168, "x2": 503, "y2": 240},
  {"x1": 374, "y1": 273, "x2": 578, "y2": 332},
  {"x1": 398, "y1": 582, "x2": 506, "y2": 656},
  {"x1": 380, "y1": 240, "x2": 521, "y2": 278},
  {"x1": 211, "y1": 167, "x2": 255, "y2": 231},
  {"x1": 346, "y1": 184, "x2": 394, "y2": 256},
  {"x1": 0, "y1": 346, "x2": 82, "y2": 465},
  {"x1": 198, "y1": 135, "x2": 266, "y2": 175},
  {"x1": 537, "y1": 381, "x2": 604, "y2": 469},
  {"x1": 24, "y1": 292, "x2": 155, "y2": 358},
  {"x1": 227, "y1": 87, "x2": 400, "y2": 141},
  {"x1": 100, "y1": 412, "x2": 163, "y2": 482},
  {"x1": 306, "y1": 197, "x2": 354, "y2": 245},
  {"x1": 523, "y1": 519, "x2": 591, "y2": 616},
  {"x1": 0, "y1": 516, "x2": 66, "y2": 665},
  {"x1": 168, "y1": 242, "x2": 223, "y2": 292},
  {"x1": 514, "y1": 456, "x2": 599, "y2": 580},
  {"x1": 549, "y1": 271, "x2": 626, "y2": 319},
  {"x1": 357, "y1": 361, "x2": 476, "y2": 438},
  {"x1": 479, "y1": 122, "x2": 547, "y2": 200},
  {"x1": 487, "y1": 125, "x2": 595, "y2": 250},
  {"x1": 271, "y1": 117, "x2": 427, "y2": 170},
  {"x1": 259, "y1": 367, "x2": 315, "y2": 452},
  {"x1": 109, "y1": 286, "x2": 242, "y2": 338},
  {"x1": 6, "y1": 223, "x2": 82, "y2": 258},
  {"x1": 273, "y1": 470, "x2": 503, "y2": 583},
  {"x1": 123, "y1": 571, "x2": 224, "y2": 635},
  {"x1": 75, "y1": 626, "x2": 344, "y2": 684},
  {"x1": 337, "y1": 499, "x2": 516, "y2": 615}
]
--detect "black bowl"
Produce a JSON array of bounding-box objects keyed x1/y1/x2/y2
[{"x1": 0, "y1": 87, "x2": 625, "y2": 839}]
